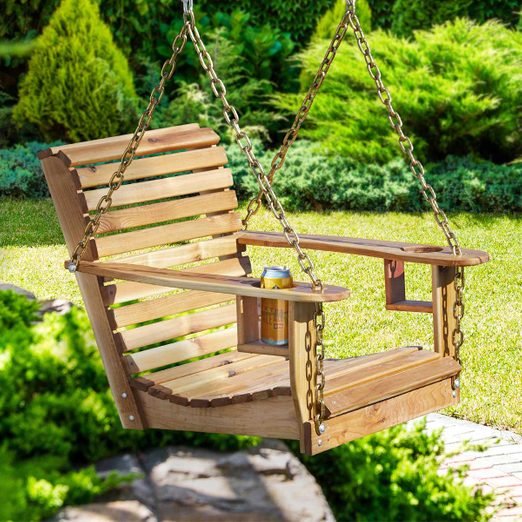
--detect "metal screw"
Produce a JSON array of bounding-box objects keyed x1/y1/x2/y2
[
  {"x1": 121, "y1": 392, "x2": 128, "y2": 399},
  {"x1": 319, "y1": 423, "x2": 326, "y2": 434},
  {"x1": 454, "y1": 377, "x2": 461, "y2": 389},
  {"x1": 129, "y1": 415, "x2": 135, "y2": 421},
  {"x1": 452, "y1": 390, "x2": 457, "y2": 398},
  {"x1": 317, "y1": 439, "x2": 323, "y2": 447},
  {"x1": 67, "y1": 262, "x2": 77, "y2": 273}
]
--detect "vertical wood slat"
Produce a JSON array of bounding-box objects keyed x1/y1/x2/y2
[
  {"x1": 432, "y1": 265, "x2": 458, "y2": 358},
  {"x1": 40, "y1": 154, "x2": 144, "y2": 427},
  {"x1": 288, "y1": 302, "x2": 317, "y2": 451}
]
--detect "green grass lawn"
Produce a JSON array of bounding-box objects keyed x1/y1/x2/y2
[{"x1": 1, "y1": 198, "x2": 520, "y2": 433}]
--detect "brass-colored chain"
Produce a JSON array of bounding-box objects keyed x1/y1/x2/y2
[
  {"x1": 344, "y1": 0, "x2": 465, "y2": 376},
  {"x1": 243, "y1": 9, "x2": 352, "y2": 228},
  {"x1": 66, "y1": 26, "x2": 189, "y2": 270},
  {"x1": 184, "y1": 10, "x2": 328, "y2": 434}
]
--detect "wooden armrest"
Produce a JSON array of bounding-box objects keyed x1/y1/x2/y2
[
  {"x1": 75, "y1": 261, "x2": 350, "y2": 303},
  {"x1": 237, "y1": 231, "x2": 489, "y2": 267}
]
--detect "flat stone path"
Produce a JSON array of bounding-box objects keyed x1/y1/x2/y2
[{"x1": 423, "y1": 414, "x2": 522, "y2": 521}]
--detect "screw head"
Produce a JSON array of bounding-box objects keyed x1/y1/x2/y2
[
  {"x1": 128, "y1": 415, "x2": 135, "y2": 421},
  {"x1": 454, "y1": 377, "x2": 461, "y2": 389},
  {"x1": 121, "y1": 392, "x2": 128, "y2": 399},
  {"x1": 317, "y1": 439, "x2": 323, "y2": 447},
  {"x1": 67, "y1": 262, "x2": 77, "y2": 273},
  {"x1": 452, "y1": 390, "x2": 457, "y2": 398},
  {"x1": 319, "y1": 423, "x2": 326, "y2": 434}
]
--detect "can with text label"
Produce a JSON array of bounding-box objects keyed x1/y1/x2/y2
[{"x1": 260, "y1": 266, "x2": 293, "y2": 346}]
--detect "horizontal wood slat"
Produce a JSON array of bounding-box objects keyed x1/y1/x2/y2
[
  {"x1": 96, "y1": 191, "x2": 238, "y2": 234},
  {"x1": 84, "y1": 169, "x2": 234, "y2": 210},
  {"x1": 237, "y1": 231, "x2": 490, "y2": 267},
  {"x1": 117, "y1": 235, "x2": 241, "y2": 269},
  {"x1": 121, "y1": 303, "x2": 237, "y2": 351},
  {"x1": 77, "y1": 147, "x2": 227, "y2": 188},
  {"x1": 96, "y1": 212, "x2": 242, "y2": 257},
  {"x1": 324, "y1": 356, "x2": 460, "y2": 418},
  {"x1": 46, "y1": 125, "x2": 222, "y2": 167},
  {"x1": 113, "y1": 290, "x2": 233, "y2": 328},
  {"x1": 78, "y1": 260, "x2": 351, "y2": 303},
  {"x1": 125, "y1": 327, "x2": 237, "y2": 373},
  {"x1": 105, "y1": 256, "x2": 251, "y2": 305}
]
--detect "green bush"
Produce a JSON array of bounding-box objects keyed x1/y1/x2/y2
[
  {"x1": 13, "y1": 0, "x2": 138, "y2": 142},
  {"x1": 228, "y1": 141, "x2": 522, "y2": 212},
  {"x1": 313, "y1": 0, "x2": 372, "y2": 40},
  {"x1": 367, "y1": 0, "x2": 396, "y2": 29},
  {"x1": 277, "y1": 19, "x2": 522, "y2": 164},
  {"x1": 300, "y1": 421, "x2": 493, "y2": 522},
  {"x1": 0, "y1": 141, "x2": 62, "y2": 198}
]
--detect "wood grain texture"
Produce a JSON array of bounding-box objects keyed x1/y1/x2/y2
[
  {"x1": 77, "y1": 146, "x2": 227, "y2": 188},
  {"x1": 79, "y1": 261, "x2": 351, "y2": 303},
  {"x1": 84, "y1": 168, "x2": 233, "y2": 209},
  {"x1": 96, "y1": 191, "x2": 238, "y2": 234},
  {"x1": 49, "y1": 125, "x2": 221, "y2": 167},
  {"x1": 121, "y1": 303, "x2": 237, "y2": 351},
  {"x1": 237, "y1": 230, "x2": 490, "y2": 267},
  {"x1": 124, "y1": 327, "x2": 237, "y2": 373},
  {"x1": 303, "y1": 378, "x2": 459, "y2": 455},
  {"x1": 237, "y1": 340, "x2": 289, "y2": 358},
  {"x1": 432, "y1": 265, "x2": 458, "y2": 357},
  {"x1": 95, "y1": 213, "x2": 242, "y2": 257}
]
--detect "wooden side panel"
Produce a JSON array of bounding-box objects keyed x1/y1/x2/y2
[
  {"x1": 304, "y1": 378, "x2": 459, "y2": 455},
  {"x1": 432, "y1": 265, "x2": 458, "y2": 357},
  {"x1": 41, "y1": 154, "x2": 144, "y2": 428}
]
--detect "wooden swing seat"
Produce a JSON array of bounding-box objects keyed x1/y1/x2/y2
[{"x1": 39, "y1": 124, "x2": 488, "y2": 455}]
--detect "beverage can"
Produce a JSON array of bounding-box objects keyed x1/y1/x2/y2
[{"x1": 260, "y1": 266, "x2": 293, "y2": 346}]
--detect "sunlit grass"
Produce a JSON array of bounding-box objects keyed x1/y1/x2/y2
[{"x1": 1, "y1": 198, "x2": 520, "y2": 433}]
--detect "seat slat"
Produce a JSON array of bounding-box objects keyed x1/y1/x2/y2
[
  {"x1": 121, "y1": 302, "x2": 237, "y2": 351},
  {"x1": 84, "y1": 169, "x2": 234, "y2": 210},
  {"x1": 97, "y1": 191, "x2": 238, "y2": 234},
  {"x1": 124, "y1": 327, "x2": 238, "y2": 373},
  {"x1": 113, "y1": 290, "x2": 233, "y2": 328},
  {"x1": 324, "y1": 356, "x2": 460, "y2": 418},
  {"x1": 105, "y1": 256, "x2": 251, "y2": 304},
  {"x1": 117, "y1": 235, "x2": 241, "y2": 269},
  {"x1": 96, "y1": 212, "x2": 242, "y2": 257},
  {"x1": 77, "y1": 147, "x2": 227, "y2": 188},
  {"x1": 46, "y1": 125, "x2": 223, "y2": 167}
]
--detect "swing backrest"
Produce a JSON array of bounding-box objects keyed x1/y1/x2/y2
[{"x1": 41, "y1": 124, "x2": 247, "y2": 375}]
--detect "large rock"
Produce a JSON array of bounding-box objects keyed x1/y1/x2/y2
[{"x1": 53, "y1": 501, "x2": 156, "y2": 522}]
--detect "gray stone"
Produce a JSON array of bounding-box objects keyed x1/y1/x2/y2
[
  {"x1": 39, "y1": 299, "x2": 74, "y2": 315},
  {"x1": 52, "y1": 501, "x2": 156, "y2": 522},
  {"x1": 0, "y1": 283, "x2": 35, "y2": 300}
]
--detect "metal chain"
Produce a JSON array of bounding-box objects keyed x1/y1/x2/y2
[
  {"x1": 243, "y1": 9, "x2": 352, "y2": 227},
  {"x1": 344, "y1": 0, "x2": 465, "y2": 376},
  {"x1": 66, "y1": 26, "x2": 189, "y2": 270},
  {"x1": 184, "y1": 9, "x2": 328, "y2": 434}
]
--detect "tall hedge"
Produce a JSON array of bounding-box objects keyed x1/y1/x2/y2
[
  {"x1": 277, "y1": 19, "x2": 522, "y2": 164},
  {"x1": 13, "y1": 0, "x2": 137, "y2": 142}
]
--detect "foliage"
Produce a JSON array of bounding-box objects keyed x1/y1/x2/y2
[
  {"x1": 0, "y1": 141, "x2": 62, "y2": 198},
  {"x1": 277, "y1": 19, "x2": 522, "y2": 164},
  {"x1": 300, "y1": 421, "x2": 493, "y2": 521},
  {"x1": 13, "y1": 0, "x2": 138, "y2": 142},
  {"x1": 313, "y1": 0, "x2": 372, "y2": 40},
  {"x1": 367, "y1": 0, "x2": 396, "y2": 29},
  {"x1": 228, "y1": 141, "x2": 522, "y2": 212},
  {"x1": 153, "y1": 10, "x2": 293, "y2": 139}
]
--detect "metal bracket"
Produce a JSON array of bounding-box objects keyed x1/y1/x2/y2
[{"x1": 182, "y1": 0, "x2": 193, "y2": 13}]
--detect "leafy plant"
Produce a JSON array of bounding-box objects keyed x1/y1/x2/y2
[
  {"x1": 314, "y1": 0, "x2": 372, "y2": 40},
  {"x1": 277, "y1": 19, "x2": 522, "y2": 164},
  {"x1": 13, "y1": 0, "x2": 138, "y2": 142}
]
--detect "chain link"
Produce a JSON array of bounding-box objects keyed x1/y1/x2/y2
[
  {"x1": 67, "y1": 26, "x2": 189, "y2": 270},
  {"x1": 243, "y1": 9, "x2": 352, "y2": 228},
  {"x1": 344, "y1": 0, "x2": 465, "y2": 373}
]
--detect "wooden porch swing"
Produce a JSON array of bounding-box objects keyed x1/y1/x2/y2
[{"x1": 39, "y1": 1, "x2": 489, "y2": 455}]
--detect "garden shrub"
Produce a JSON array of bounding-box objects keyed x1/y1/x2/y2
[
  {"x1": 228, "y1": 141, "x2": 522, "y2": 213},
  {"x1": 277, "y1": 19, "x2": 522, "y2": 164},
  {"x1": 0, "y1": 141, "x2": 62, "y2": 198},
  {"x1": 367, "y1": 0, "x2": 396, "y2": 29},
  {"x1": 13, "y1": 0, "x2": 138, "y2": 142},
  {"x1": 313, "y1": 0, "x2": 372, "y2": 40},
  {"x1": 0, "y1": 290, "x2": 494, "y2": 520}
]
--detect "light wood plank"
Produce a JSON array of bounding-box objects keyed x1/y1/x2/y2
[
  {"x1": 303, "y1": 378, "x2": 459, "y2": 455},
  {"x1": 113, "y1": 290, "x2": 233, "y2": 328},
  {"x1": 238, "y1": 340, "x2": 289, "y2": 358},
  {"x1": 106, "y1": 256, "x2": 251, "y2": 304},
  {"x1": 432, "y1": 265, "x2": 458, "y2": 357},
  {"x1": 125, "y1": 327, "x2": 237, "y2": 373},
  {"x1": 121, "y1": 303, "x2": 237, "y2": 351},
  {"x1": 79, "y1": 261, "x2": 352, "y2": 303},
  {"x1": 96, "y1": 191, "x2": 238, "y2": 234},
  {"x1": 323, "y1": 356, "x2": 460, "y2": 418},
  {"x1": 117, "y1": 235, "x2": 241, "y2": 269},
  {"x1": 237, "y1": 231, "x2": 490, "y2": 267},
  {"x1": 77, "y1": 146, "x2": 227, "y2": 188},
  {"x1": 84, "y1": 168, "x2": 234, "y2": 209},
  {"x1": 44, "y1": 125, "x2": 221, "y2": 167},
  {"x1": 386, "y1": 300, "x2": 433, "y2": 313}
]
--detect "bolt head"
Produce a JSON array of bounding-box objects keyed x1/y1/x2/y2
[
  {"x1": 452, "y1": 390, "x2": 457, "y2": 399},
  {"x1": 67, "y1": 262, "x2": 77, "y2": 273},
  {"x1": 317, "y1": 439, "x2": 323, "y2": 447},
  {"x1": 454, "y1": 377, "x2": 461, "y2": 389},
  {"x1": 319, "y1": 423, "x2": 326, "y2": 434},
  {"x1": 129, "y1": 415, "x2": 135, "y2": 421},
  {"x1": 121, "y1": 392, "x2": 128, "y2": 399}
]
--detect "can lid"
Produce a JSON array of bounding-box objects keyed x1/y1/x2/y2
[{"x1": 263, "y1": 266, "x2": 291, "y2": 277}]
